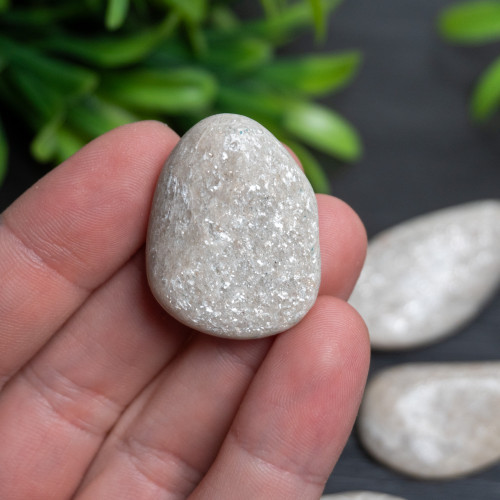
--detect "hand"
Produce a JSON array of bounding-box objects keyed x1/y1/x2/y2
[{"x1": 0, "y1": 121, "x2": 369, "y2": 500}]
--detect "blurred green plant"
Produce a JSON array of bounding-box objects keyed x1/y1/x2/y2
[
  {"x1": 439, "y1": 0, "x2": 500, "y2": 123},
  {"x1": 0, "y1": 0, "x2": 362, "y2": 192}
]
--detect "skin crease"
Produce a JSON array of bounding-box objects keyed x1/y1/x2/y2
[{"x1": 0, "y1": 121, "x2": 370, "y2": 500}]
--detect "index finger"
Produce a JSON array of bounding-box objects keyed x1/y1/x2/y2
[{"x1": 0, "y1": 121, "x2": 179, "y2": 384}]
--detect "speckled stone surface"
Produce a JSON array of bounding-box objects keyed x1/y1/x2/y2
[
  {"x1": 358, "y1": 363, "x2": 500, "y2": 480},
  {"x1": 349, "y1": 200, "x2": 500, "y2": 350},
  {"x1": 322, "y1": 492, "x2": 406, "y2": 500},
  {"x1": 147, "y1": 114, "x2": 320, "y2": 338}
]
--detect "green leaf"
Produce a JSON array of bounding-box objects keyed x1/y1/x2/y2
[
  {"x1": 7, "y1": 66, "x2": 64, "y2": 122},
  {"x1": 0, "y1": 5, "x2": 85, "y2": 26},
  {"x1": 0, "y1": 0, "x2": 10, "y2": 13},
  {"x1": 438, "y1": 1, "x2": 500, "y2": 44},
  {"x1": 471, "y1": 55, "x2": 500, "y2": 121},
  {"x1": 286, "y1": 140, "x2": 331, "y2": 193},
  {"x1": 158, "y1": 0, "x2": 208, "y2": 53},
  {"x1": 160, "y1": 0, "x2": 207, "y2": 24},
  {"x1": 39, "y1": 14, "x2": 179, "y2": 68},
  {"x1": 283, "y1": 102, "x2": 362, "y2": 161},
  {"x1": 0, "y1": 37, "x2": 98, "y2": 98},
  {"x1": 260, "y1": 0, "x2": 280, "y2": 18},
  {"x1": 0, "y1": 117, "x2": 8, "y2": 187},
  {"x1": 309, "y1": 0, "x2": 327, "y2": 40},
  {"x1": 258, "y1": 50, "x2": 361, "y2": 96},
  {"x1": 100, "y1": 68, "x2": 217, "y2": 114},
  {"x1": 202, "y1": 37, "x2": 272, "y2": 74},
  {"x1": 209, "y1": 5, "x2": 240, "y2": 31},
  {"x1": 106, "y1": 0, "x2": 130, "y2": 30},
  {"x1": 31, "y1": 112, "x2": 65, "y2": 163},
  {"x1": 54, "y1": 127, "x2": 87, "y2": 164},
  {"x1": 216, "y1": 85, "x2": 291, "y2": 122},
  {"x1": 67, "y1": 96, "x2": 139, "y2": 138},
  {"x1": 186, "y1": 20, "x2": 208, "y2": 55},
  {"x1": 143, "y1": 39, "x2": 193, "y2": 66},
  {"x1": 244, "y1": 0, "x2": 342, "y2": 44}
]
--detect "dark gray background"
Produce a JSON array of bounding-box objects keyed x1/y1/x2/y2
[{"x1": 2, "y1": 1, "x2": 500, "y2": 498}]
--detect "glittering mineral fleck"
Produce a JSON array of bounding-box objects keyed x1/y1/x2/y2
[
  {"x1": 358, "y1": 363, "x2": 500, "y2": 479},
  {"x1": 146, "y1": 114, "x2": 320, "y2": 339},
  {"x1": 349, "y1": 200, "x2": 500, "y2": 350}
]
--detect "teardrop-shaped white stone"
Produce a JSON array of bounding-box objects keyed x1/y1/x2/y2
[
  {"x1": 349, "y1": 200, "x2": 500, "y2": 349},
  {"x1": 322, "y1": 493, "x2": 406, "y2": 500},
  {"x1": 146, "y1": 114, "x2": 320, "y2": 339},
  {"x1": 358, "y1": 363, "x2": 500, "y2": 479}
]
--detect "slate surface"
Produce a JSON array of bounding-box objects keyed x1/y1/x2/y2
[{"x1": 1, "y1": 1, "x2": 500, "y2": 498}]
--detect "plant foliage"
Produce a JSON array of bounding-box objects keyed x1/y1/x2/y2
[
  {"x1": 438, "y1": 0, "x2": 500, "y2": 122},
  {"x1": 0, "y1": 0, "x2": 362, "y2": 192}
]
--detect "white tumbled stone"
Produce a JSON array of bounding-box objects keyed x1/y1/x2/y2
[
  {"x1": 358, "y1": 362, "x2": 500, "y2": 479},
  {"x1": 349, "y1": 200, "x2": 500, "y2": 350},
  {"x1": 321, "y1": 492, "x2": 406, "y2": 500},
  {"x1": 146, "y1": 114, "x2": 320, "y2": 339}
]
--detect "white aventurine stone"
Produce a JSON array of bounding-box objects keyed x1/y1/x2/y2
[
  {"x1": 349, "y1": 200, "x2": 500, "y2": 350},
  {"x1": 146, "y1": 114, "x2": 320, "y2": 339},
  {"x1": 321, "y1": 492, "x2": 406, "y2": 500},
  {"x1": 358, "y1": 363, "x2": 500, "y2": 479}
]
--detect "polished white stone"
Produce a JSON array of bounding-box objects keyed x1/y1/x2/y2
[
  {"x1": 322, "y1": 492, "x2": 406, "y2": 500},
  {"x1": 147, "y1": 114, "x2": 320, "y2": 338},
  {"x1": 349, "y1": 200, "x2": 500, "y2": 349},
  {"x1": 358, "y1": 362, "x2": 500, "y2": 479}
]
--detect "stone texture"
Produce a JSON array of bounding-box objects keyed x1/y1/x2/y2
[
  {"x1": 147, "y1": 114, "x2": 320, "y2": 339},
  {"x1": 322, "y1": 492, "x2": 406, "y2": 500},
  {"x1": 349, "y1": 200, "x2": 500, "y2": 350},
  {"x1": 358, "y1": 362, "x2": 500, "y2": 479}
]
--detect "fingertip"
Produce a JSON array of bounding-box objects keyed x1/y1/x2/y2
[
  {"x1": 61, "y1": 119, "x2": 179, "y2": 179},
  {"x1": 328, "y1": 298, "x2": 371, "y2": 394},
  {"x1": 317, "y1": 195, "x2": 367, "y2": 299},
  {"x1": 287, "y1": 295, "x2": 370, "y2": 391}
]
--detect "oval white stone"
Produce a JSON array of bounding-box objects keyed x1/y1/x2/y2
[
  {"x1": 322, "y1": 492, "x2": 406, "y2": 500},
  {"x1": 146, "y1": 114, "x2": 321, "y2": 339},
  {"x1": 349, "y1": 200, "x2": 500, "y2": 350},
  {"x1": 358, "y1": 363, "x2": 500, "y2": 479}
]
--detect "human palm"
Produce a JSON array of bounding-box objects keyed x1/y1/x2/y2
[{"x1": 0, "y1": 121, "x2": 369, "y2": 500}]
